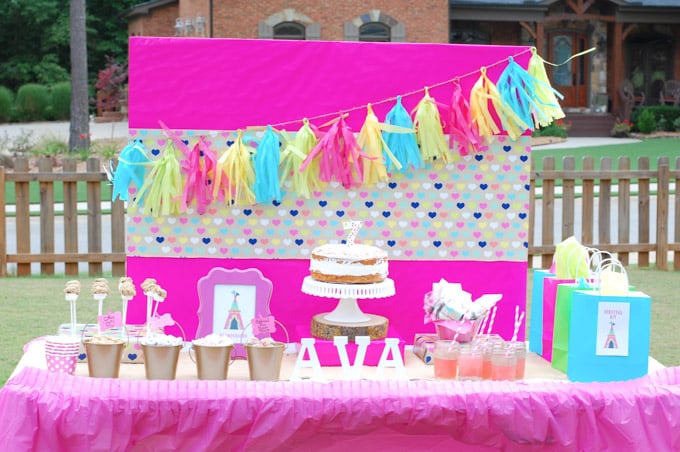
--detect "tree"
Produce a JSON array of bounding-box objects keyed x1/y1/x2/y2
[{"x1": 69, "y1": 0, "x2": 89, "y2": 152}]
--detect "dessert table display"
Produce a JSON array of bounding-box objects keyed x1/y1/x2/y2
[{"x1": 0, "y1": 339, "x2": 676, "y2": 451}]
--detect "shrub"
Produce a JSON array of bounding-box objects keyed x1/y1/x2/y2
[
  {"x1": 0, "y1": 86, "x2": 13, "y2": 123},
  {"x1": 50, "y1": 81, "x2": 71, "y2": 120},
  {"x1": 636, "y1": 109, "x2": 657, "y2": 134},
  {"x1": 673, "y1": 117, "x2": 680, "y2": 132},
  {"x1": 611, "y1": 120, "x2": 633, "y2": 138},
  {"x1": 631, "y1": 106, "x2": 680, "y2": 132},
  {"x1": 532, "y1": 119, "x2": 569, "y2": 138},
  {"x1": 95, "y1": 56, "x2": 127, "y2": 113},
  {"x1": 15, "y1": 83, "x2": 50, "y2": 122}
]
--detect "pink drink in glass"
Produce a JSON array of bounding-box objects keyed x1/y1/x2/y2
[{"x1": 457, "y1": 344, "x2": 483, "y2": 380}]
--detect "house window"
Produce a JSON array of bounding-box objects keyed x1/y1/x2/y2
[
  {"x1": 258, "y1": 9, "x2": 320, "y2": 40},
  {"x1": 273, "y1": 21, "x2": 306, "y2": 40},
  {"x1": 359, "y1": 22, "x2": 390, "y2": 42},
  {"x1": 626, "y1": 33, "x2": 673, "y2": 105},
  {"x1": 344, "y1": 10, "x2": 405, "y2": 42}
]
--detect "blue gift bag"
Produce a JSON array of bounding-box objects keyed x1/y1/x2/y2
[
  {"x1": 528, "y1": 269, "x2": 554, "y2": 355},
  {"x1": 567, "y1": 290, "x2": 650, "y2": 382}
]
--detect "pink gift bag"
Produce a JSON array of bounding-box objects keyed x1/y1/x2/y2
[{"x1": 541, "y1": 277, "x2": 575, "y2": 362}]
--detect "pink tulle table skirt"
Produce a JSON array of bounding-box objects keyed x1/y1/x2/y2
[{"x1": 2, "y1": 364, "x2": 680, "y2": 451}]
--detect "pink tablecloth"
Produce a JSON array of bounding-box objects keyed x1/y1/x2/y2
[{"x1": 2, "y1": 365, "x2": 680, "y2": 451}]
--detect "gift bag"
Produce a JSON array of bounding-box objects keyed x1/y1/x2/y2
[
  {"x1": 567, "y1": 260, "x2": 650, "y2": 382},
  {"x1": 551, "y1": 280, "x2": 591, "y2": 373},
  {"x1": 528, "y1": 269, "x2": 553, "y2": 355},
  {"x1": 539, "y1": 238, "x2": 589, "y2": 362},
  {"x1": 567, "y1": 289, "x2": 650, "y2": 382}
]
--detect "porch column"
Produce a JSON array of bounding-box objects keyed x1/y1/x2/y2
[{"x1": 610, "y1": 22, "x2": 624, "y2": 117}]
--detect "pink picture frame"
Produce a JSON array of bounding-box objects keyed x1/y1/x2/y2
[{"x1": 196, "y1": 267, "x2": 274, "y2": 358}]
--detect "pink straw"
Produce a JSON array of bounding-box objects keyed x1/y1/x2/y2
[{"x1": 485, "y1": 305, "x2": 497, "y2": 335}]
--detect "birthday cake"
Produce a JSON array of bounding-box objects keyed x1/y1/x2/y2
[{"x1": 310, "y1": 243, "x2": 388, "y2": 284}]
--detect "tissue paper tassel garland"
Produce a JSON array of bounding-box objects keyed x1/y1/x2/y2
[
  {"x1": 213, "y1": 129, "x2": 256, "y2": 206},
  {"x1": 413, "y1": 87, "x2": 450, "y2": 163},
  {"x1": 280, "y1": 118, "x2": 321, "y2": 199},
  {"x1": 253, "y1": 125, "x2": 282, "y2": 204},
  {"x1": 447, "y1": 80, "x2": 484, "y2": 156},
  {"x1": 527, "y1": 47, "x2": 566, "y2": 127},
  {"x1": 470, "y1": 66, "x2": 530, "y2": 141},
  {"x1": 383, "y1": 95, "x2": 423, "y2": 173},
  {"x1": 357, "y1": 103, "x2": 405, "y2": 186},
  {"x1": 110, "y1": 139, "x2": 150, "y2": 202},
  {"x1": 180, "y1": 137, "x2": 217, "y2": 214},
  {"x1": 300, "y1": 115, "x2": 369, "y2": 189},
  {"x1": 133, "y1": 140, "x2": 183, "y2": 217}
]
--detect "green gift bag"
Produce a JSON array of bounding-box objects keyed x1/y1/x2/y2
[{"x1": 551, "y1": 280, "x2": 591, "y2": 373}]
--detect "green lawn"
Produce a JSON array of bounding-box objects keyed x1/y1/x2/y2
[
  {"x1": 532, "y1": 137, "x2": 680, "y2": 171},
  {"x1": 3, "y1": 180, "x2": 112, "y2": 206},
  {"x1": 1, "y1": 268, "x2": 677, "y2": 387}
]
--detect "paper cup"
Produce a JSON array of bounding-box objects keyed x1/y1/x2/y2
[
  {"x1": 45, "y1": 353, "x2": 78, "y2": 375},
  {"x1": 44, "y1": 337, "x2": 80, "y2": 375}
]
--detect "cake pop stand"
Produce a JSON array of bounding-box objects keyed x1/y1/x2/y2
[{"x1": 301, "y1": 276, "x2": 395, "y2": 340}]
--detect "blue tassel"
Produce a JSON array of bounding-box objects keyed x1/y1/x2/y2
[
  {"x1": 111, "y1": 139, "x2": 150, "y2": 202},
  {"x1": 499, "y1": 56, "x2": 562, "y2": 129},
  {"x1": 383, "y1": 96, "x2": 423, "y2": 173},
  {"x1": 253, "y1": 125, "x2": 282, "y2": 204}
]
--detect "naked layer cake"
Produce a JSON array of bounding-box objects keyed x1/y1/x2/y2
[{"x1": 309, "y1": 243, "x2": 388, "y2": 284}]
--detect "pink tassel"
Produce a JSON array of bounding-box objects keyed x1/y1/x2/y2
[
  {"x1": 447, "y1": 80, "x2": 485, "y2": 156},
  {"x1": 301, "y1": 115, "x2": 371, "y2": 189},
  {"x1": 180, "y1": 137, "x2": 216, "y2": 214}
]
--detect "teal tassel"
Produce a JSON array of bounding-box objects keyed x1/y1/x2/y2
[
  {"x1": 383, "y1": 96, "x2": 423, "y2": 173},
  {"x1": 253, "y1": 125, "x2": 282, "y2": 204},
  {"x1": 496, "y1": 57, "x2": 538, "y2": 134},
  {"x1": 111, "y1": 139, "x2": 149, "y2": 202}
]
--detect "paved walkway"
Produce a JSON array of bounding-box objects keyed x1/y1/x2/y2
[
  {"x1": 0, "y1": 120, "x2": 641, "y2": 149},
  {"x1": 1, "y1": 120, "x2": 129, "y2": 143}
]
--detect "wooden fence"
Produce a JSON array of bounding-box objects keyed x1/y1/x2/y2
[
  {"x1": 0, "y1": 155, "x2": 678, "y2": 277},
  {"x1": 0, "y1": 156, "x2": 126, "y2": 277},
  {"x1": 530, "y1": 156, "x2": 680, "y2": 271}
]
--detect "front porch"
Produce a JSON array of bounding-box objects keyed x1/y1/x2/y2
[{"x1": 563, "y1": 111, "x2": 616, "y2": 137}]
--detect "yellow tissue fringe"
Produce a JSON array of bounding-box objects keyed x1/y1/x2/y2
[
  {"x1": 470, "y1": 68, "x2": 530, "y2": 141},
  {"x1": 280, "y1": 118, "x2": 322, "y2": 198},
  {"x1": 134, "y1": 141, "x2": 183, "y2": 217},
  {"x1": 528, "y1": 48, "x2": 566, "y2": 127},
  {"x1": 214, "y1": 130, "x2": 256, "y2": 206},
  {"x1": 413, "y1": 88, "x2": 450, "y2": 163},
  {"x1": 357, "y1": 103, "x2": 407, "y2": 186}
]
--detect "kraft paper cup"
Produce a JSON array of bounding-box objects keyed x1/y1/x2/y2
[
  {"x1": 191, "y1": 343, "x2": 234, "y2": 380},
  {"x1": 141, "y1": 344, "x2": 182, "y2": 380},
  {"x1": 83, "y1": 339, "x2": 125, "y2": 378},
  {"x1": 245, "y1": 342, "x2": 285, "y2": 381}
]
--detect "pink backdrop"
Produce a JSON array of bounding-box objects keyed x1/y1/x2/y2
[
  {"x1": 128, "y1": 37, "x2": 531, "y2": 131},
  {"x1": 126, "y1": 37, "x2": 530, "y2": 344},
  {"x1": 126, "y1": 257, "x2": 527, "y2": 343}
]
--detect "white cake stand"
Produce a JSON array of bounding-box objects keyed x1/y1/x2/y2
[{"x1": 301, "y1": 276, "x2": 395, "y2": 323}]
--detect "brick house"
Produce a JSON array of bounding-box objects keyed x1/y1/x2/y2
[{"x1": 124, "y1": 0, "x2": 680, "y2": 136}]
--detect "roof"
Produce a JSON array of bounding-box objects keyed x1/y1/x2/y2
[{"x1": 122, "y1": 0, "x2": 178, "y2": 20}]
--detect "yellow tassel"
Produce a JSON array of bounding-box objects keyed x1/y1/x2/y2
[
  {"x1": 134, "y1": 141, "x2": 183, "y2": 217},
  {"x1": 214, "y1": 130, "x2": 256, "y2": 206},
  {"x1": 527, "y1": 47, "x2": 566, "y2": 127},
  {"x1": 470, "y1": 67, "x2": 530, "y2": 141},
  {"x1": 358, "y1": 103, "x2": 406, "y2": 186},
  {"x1": 280, "y1": 118, "x2": 322, "y2": 198},
  {"x1": 413, "y1": 87, "x2": 450, "y2": 163}
]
